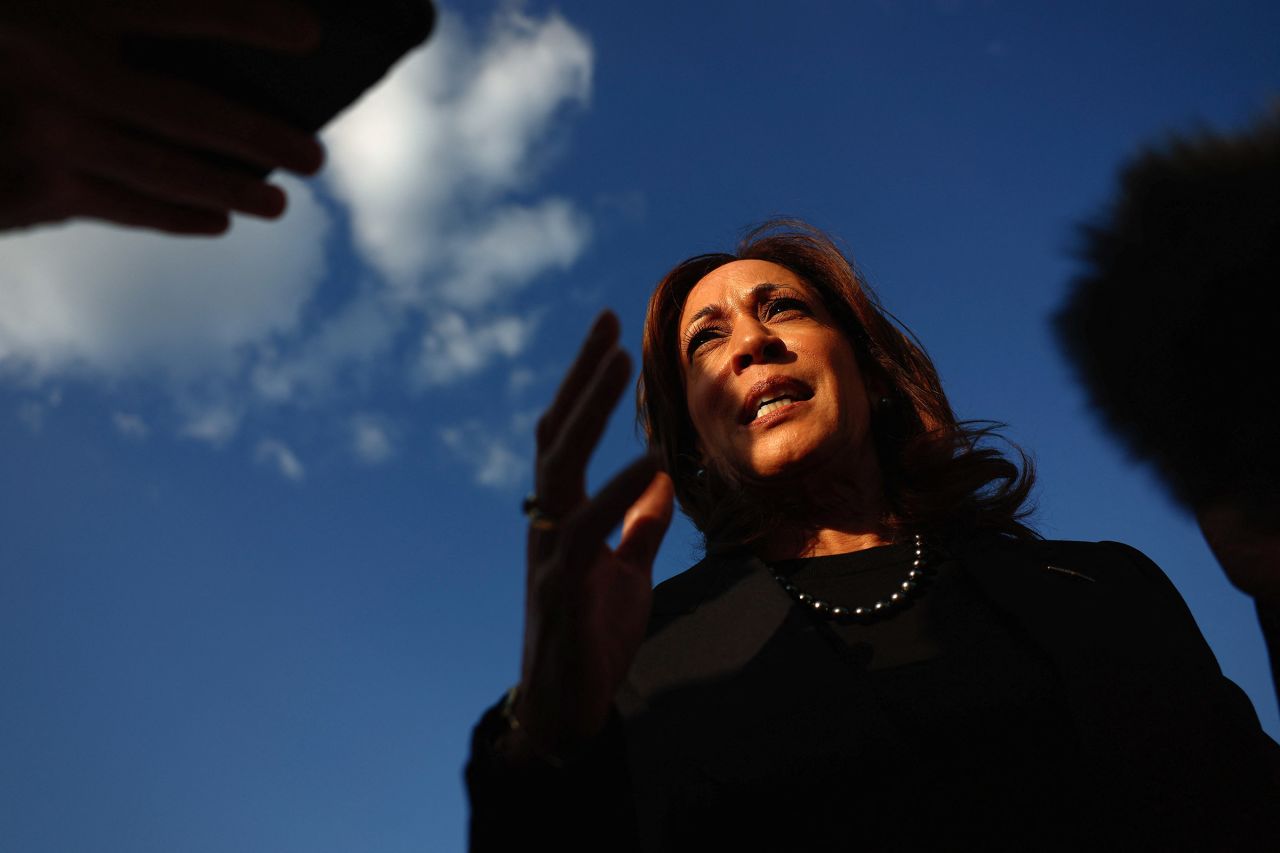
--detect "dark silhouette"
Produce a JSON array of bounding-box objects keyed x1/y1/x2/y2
[
  {"x1": 1055, "y1": 108, "x2": 1280, "y2": 700},
  {"x1": 0, "y1": 0, "x2": 433, "y2": 235}
]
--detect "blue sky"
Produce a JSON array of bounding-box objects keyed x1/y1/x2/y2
[{"x1": 2, "y1": 2, "x2": 1278, "y2": 850}]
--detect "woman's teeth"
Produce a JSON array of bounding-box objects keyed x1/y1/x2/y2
[{"x1": 756, "y1": 396, "x2": 795, "y2": 419}]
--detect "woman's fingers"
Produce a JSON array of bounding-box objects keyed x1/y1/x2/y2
[
  {"x1": 536, "y1": 310, "x2": 620, "y2": 453},
  {"x1": 533, "y1": 311, "x2": 629, "y2": 512},
  {"x1": 536, "y1": 346, "x2": 631, "y2": 513},
  {"x1": 559, "y1": 455, "x2": 663, "y2": 571},
  {"x1": 616, "y1": 472, "x2": 675, "y2": 570}
]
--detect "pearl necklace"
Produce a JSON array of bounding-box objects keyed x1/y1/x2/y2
[{"x1": 772, "y1": 534, "x2": 932, "y2": 620}]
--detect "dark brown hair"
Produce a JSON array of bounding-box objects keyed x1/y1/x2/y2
[{"x1": 638, "y1": 219, "x2": 1037, "y2": 554}]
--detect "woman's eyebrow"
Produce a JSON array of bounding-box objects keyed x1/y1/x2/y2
[
  {"x1": 750, "y1": 282, "x2": 792, "y2": 299},
  {"x1": 684, "y1": 302, "x2": 722, "y2": 329},
  {"x1": 683, "y1": 283, "x2": 792, "y2": 330}
]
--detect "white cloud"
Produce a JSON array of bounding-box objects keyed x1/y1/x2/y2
[
  {"x1": 416, "y1": 311, "x2": 538, "y2": 387},
  {"x1": 440, "y1": 422, "x2": 526, "y2": 490},
  {"x1": 112, "y1": 412, "x2": 149, "y2": 440},
  {"x1": 255, "y1": 439, "x2": 306, "y2": 482},
  {"x1": 454, "y1": 12, "x2": 592, "y2": 187},
  {"x1": 250, "y1": 288, "x2": 401, "y2": 404},
  {"x1": 0, "y1": 177, "x2": 329, "y2": 381},
  {"x1": 438, "y1": 199, "x2": 590, "y2": 308},
  {"x1": 475, "y1": 441, "x2": 523, "y2": 489},
  {"x1": 352, "y1": 415, "x2": 394, "y2": 464},
  {"x1": 179, "y1": 404, "x2": 242, "y2": 446},
  {"x1": 324, "y1": 10, "x2": 593, "y2": 294}
]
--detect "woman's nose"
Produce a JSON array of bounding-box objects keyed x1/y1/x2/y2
[{"x1": 731, "y1": 323, "x2": 785, "y2": 373}]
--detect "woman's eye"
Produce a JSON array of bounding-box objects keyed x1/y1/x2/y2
[
  {"x1": 686, "y1": 327, "x2": 720, "y2": 356},
  {"x1": 765, "y1": 297, "x2": 806, "y2": 318}
]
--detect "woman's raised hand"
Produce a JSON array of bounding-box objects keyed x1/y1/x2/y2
[
  {"x1": 513, "y1": 310, "x2": 674, "y2": 761},
  {"x1": 0, "y1": 0, "x2": 326, "y2": 235}
]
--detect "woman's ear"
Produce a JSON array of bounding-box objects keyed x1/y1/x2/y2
[
  {"x1": 864, "y1": 371, "x2": 891, "y2": 404},
  {"x1": 865, "y1": 372, "x2": 900, "y2": 425}
]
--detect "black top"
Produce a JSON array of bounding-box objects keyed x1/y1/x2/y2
[
  {"x1": 467, "y1": 538, "x2": 1280, "y2": 851},
  {"x1": 767, "y1": 544, "x2": 1095, "y2": 845}
]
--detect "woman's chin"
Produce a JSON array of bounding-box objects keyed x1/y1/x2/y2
[
  {"x1": 730, "y1": 441, "x2": 876, "y2": 492},
  {"x1": 735, "y1": 452, "x2": 835, "y2": 485}
]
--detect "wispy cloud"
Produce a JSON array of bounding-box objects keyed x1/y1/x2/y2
[
  {"x1": 440, "y1": 421, "x2": 526, "y2": 490},
  {"x1": 112, "y1": 412, "x2": 150, "y2": 441},
  {"x1": 249, "y1": 284, "x2": 401, "y2": 404},
  {"x1": 255, "y1": 439, "x2": 306, "y2": 482},
  {"x1": 507, "y1": 367, "x2": 537, "y2": 395},
  {"x1": 415, "y1": 311, "x2": 539, "y2": 388},
  {"x1": 435, "y1": 198, "x2": 589, "y2": 309},
  {"x1": 13, "y1": 388, "x2": 61, "y2": 434},
  {"x1": 439, "y1": 405, "x2": 546, "y2": 490},
  {"x1": 351, "y1": 414, "x2": 394, "y2": 464},
  {"x1": 178, "y1": 401, "x2": 242, "y2": 446}
]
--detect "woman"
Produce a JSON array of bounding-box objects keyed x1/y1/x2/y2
[{"x1": 466, "y1": 222, "x2": 1280, "y2": 851}]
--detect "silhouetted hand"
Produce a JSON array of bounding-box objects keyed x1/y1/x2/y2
[
  {"x1": 0, "y1": 0, "x2": 326, "y2": 235},
  {"x1": 511, "y1": 310, "x2": 674, "y2": 762}
]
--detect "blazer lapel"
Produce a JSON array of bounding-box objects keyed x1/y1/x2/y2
[{"x1": 620, "y1": 555, "x2": 792, "y2": 708}]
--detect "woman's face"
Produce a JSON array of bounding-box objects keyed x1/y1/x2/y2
[{"x1": 679, "y1": 259, "x2": 876, "y2": 483}]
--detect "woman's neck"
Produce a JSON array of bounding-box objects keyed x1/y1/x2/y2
[
  {"x1": 758, "y1": 517, "x2": 890, "y2": 561},
  {"x1": 728, "y1": 439, "x2": 891, "y2": 561},
  {"x1": 754, "y1": 472, "x2": 891, "y2": 561}
]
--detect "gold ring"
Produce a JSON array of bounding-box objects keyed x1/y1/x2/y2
[{"x1": 522, "y1": 494, "x2": 559, "y2": 532}]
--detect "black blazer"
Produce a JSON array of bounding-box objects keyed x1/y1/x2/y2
[{"x1": 469, "y1": 537, "x2": 1280, "y2": 851}]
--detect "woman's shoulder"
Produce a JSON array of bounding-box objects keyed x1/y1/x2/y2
[
  {"x1": 649, "y1": 551, "x2": 755, "y2": 620},
  {"x1": 957, "y1": 532, "x2": 1198, "y2": 615},
  {"x1": 959, "y1": 532, "x2": 1161, "y2": 572}
]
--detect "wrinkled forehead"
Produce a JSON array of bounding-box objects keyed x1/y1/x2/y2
[{"x1": 678, "y1": 259, "x2": 811, "y2": 329}]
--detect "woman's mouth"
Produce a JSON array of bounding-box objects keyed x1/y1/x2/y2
[
  {"x1": 755, "y1": 395, "x2": 798, "y2": 420},
  {"x1": 740, "y1": 379, "x2": 815, "y2": 424},
  {"x1": 748, "y1": 394, "x2": 812, "y2": 426}
]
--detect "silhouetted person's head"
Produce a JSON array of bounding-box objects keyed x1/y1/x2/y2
[{"x1": 1056, "y1": 108, "x2": 1280, "y2": 517}]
